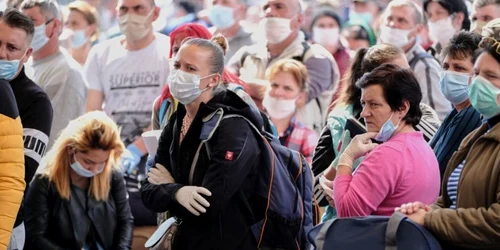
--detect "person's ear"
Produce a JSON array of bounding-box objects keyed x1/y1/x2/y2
[
  {"x1": 152, "y1": 6, "x2": 160, "y2": 22},
  {"x1": 87, "y1": 24, "x2": 97, "y2": 39},
  {"x1": 235, "y1": 4, "x2": 246, "y2": 21},
  {"x1": 295, "y1": 91, "x2": 307, "y2": 108},
  {"x1": 208, "y1": 74, "x2": 221, "y2": 88},
  {"x1": 399, "y1": 100, "x2": 410, "y2": 118},
  {"x1": 22, "y1": 47, "x2": 33, "y2": 63},
  {"x1": 292, "y1": 12, "x2": 304, "y2": 30},
  {"x1": 49, "y1": 19, "x2": 62, "y2": 38}
]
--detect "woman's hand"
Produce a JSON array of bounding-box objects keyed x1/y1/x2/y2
[
  {"x1": 319, "y1": 175, "x2": 335, "y2": 207},
  {"x1": 395, "y1": 201, "x2": 433, "y2": 215},
  {"x1": 406, "y1": 209, "x2": 427, "y2": 226},
  {"x1": 147, "y1": 163, "x2": 175, "y2": 185},
  {"x1": 337, "y1": 132, "x2": 379, "y2": 169}
]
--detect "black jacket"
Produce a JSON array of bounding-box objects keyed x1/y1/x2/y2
[
  {"x1": 141, "y1": 90, "x2": 262, "y2": 250},
  {"x1": 24, "y1": 171, "x2": 133, "y2": 250},
  {"x1": 10, "y1": 67, "x2": 53, "y2": 227}
]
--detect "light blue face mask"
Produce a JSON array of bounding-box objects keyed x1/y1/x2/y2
[
  {"x1": 439, "y1": 71, "x2": 470, "y2": 105},
  {"x1": 0, "y1": 59, "x2": 21, "y2": 80},
  {"x1": 374, "y1": 113, "x2": 401, "y2": 142},
  {"x1": 208, "y1": 5, "x2": 235, "y2": 29},
  {"x1": 469, "y1": 76, "x2": 500, "y2": 119},
  {"x1": 71, "y1": 29, "x2": 88, "y2": 48},
  {"x1": 350, "y1": 11, "x2": 373, "y2": 25},
  {"x1": 70, "y1": 154, "x2": 104, "y2": 178},
  {"x1": 32, "y1": 23, "x2": 50, "y2": 52}
]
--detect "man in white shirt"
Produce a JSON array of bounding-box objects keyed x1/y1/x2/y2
[
  {"x1": 21, "y1": 0, "x2": 88, "y2": 148},
  {"x1": 85, "y1": 0, "x2": 169, "y2": 228},
  {"x1": 208, "y1": 0, "x2": 255, "y2": 63},
  {"x1": 378, "y1": 0, "x2": 451, "y2": 120}
]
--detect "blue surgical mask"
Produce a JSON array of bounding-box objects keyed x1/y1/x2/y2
[
  {"x1": 71, "y1": 29, "x2": 88, "y2": 48},
  {"x1": 374, "y1": 113, "x2": 401, "y2": 142},
  {"x1": 32, "y1": 23, "x2": 49, "y2": 52},
  {"x1": 0, "y1": 59, "x2": 21, "y2": 80},
  {"x1": 350, "y1": 11, "x2": 373, "y2": 24},
  {"x1": 209, "y1": 5, "x2": 235, "y2": 29},
  {"x1": 70, "y1": 154, "x2": 104, "y2": 178},
  {"x1": 469, "y1": 76, "x2": 500, "y2": 119},
  {"x1": 168, "y1": 68, "x2": 215, "y2": 105},
  {"x1": 439, "y1": 71, "x2": 470, "y2": 105}
]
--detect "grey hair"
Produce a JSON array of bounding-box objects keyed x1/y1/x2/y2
[
  {"x1": 473, "y1": 0, "x2": 500, "y2": 8},
  {"x1": 182, "y1": 38, "x2": 226, "y2": 75},
  {"x1": 386, "y1": 0, "x2": 424, "y2": 25},
  {"x1": 21, "y1": 0, "x2": 61, "y2": 21}
]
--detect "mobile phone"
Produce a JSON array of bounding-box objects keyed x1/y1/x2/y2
[{"x1": 344, "y1": 118, "x2": 367, "y2": 137}]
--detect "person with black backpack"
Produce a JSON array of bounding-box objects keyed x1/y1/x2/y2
[{"x1": 141, "y1": 36, "x2": 262, "y2": 250}]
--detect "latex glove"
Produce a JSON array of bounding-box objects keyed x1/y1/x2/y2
[
  {"x1": 175, "y1": 186, "x2": 212, "y2": 216},
  {"x1": 148, "y1": 163, "x2": 175, "y2": 185},
  {"x1": 122, "y1": 144, "x2": 143, "y2": 175},
  {"x1": 337, "y1": 132, "x2": 379, "y2": 169}
]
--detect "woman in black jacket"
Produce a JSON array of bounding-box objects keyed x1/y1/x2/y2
[
  {"x1": 24, "y1": 111, "x2": 133, "y2": 250},
  {"x1": 140, "y1": 35, "x2": 262, "y2": 250}
]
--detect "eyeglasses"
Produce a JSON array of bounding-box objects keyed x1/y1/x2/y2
[{"x1": 479, "y1": 36, "x2": 500, "y2": 55}]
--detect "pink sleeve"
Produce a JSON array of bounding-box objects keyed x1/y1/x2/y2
[{"x1": 333, "y1": 148, "x2": 399, "y2": 217}]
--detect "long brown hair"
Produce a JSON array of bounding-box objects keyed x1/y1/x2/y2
[{"x1": 43, "y1": 111, "x2": 124, "y2": 201}]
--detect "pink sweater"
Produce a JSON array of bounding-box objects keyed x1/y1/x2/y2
[{"x1": 334, "y1": 132, "x2": 440, "y2": 218}]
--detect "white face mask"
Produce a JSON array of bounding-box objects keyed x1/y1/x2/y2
[
  {"x1": 260, "y1": 17, "x2": 293, "y2": 44},
  {"x1": 379, "y1": 25, "x2": 413, "y2": 48},
  {"x1": 428, "y1": 16, "x2": 456, "y2": 47},
  {"x1": 119, "y1": 10, "x2": 154, "y2": 41},
  {"x1": 263, "y1": 92, "x2": 297, "y2": 119},
  {"x1": 313, "y1": 27, "x2": 340, "y2": 47},
  {"x1": 168, "y1": 68, "x2": 216, "y2": 105}
]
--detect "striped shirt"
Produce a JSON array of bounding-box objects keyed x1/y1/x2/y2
[
  {"x1": 430, "y1": 106, "x2": 482, "y2": 181},
  {"x1": 448, "y1": 161, "x2": 465, "y2": 209}
]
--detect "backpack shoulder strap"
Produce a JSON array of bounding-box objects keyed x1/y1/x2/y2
[
  {"x1": 292, "y1": 42, "x2": 311, "y2": 62},
  {"x1": 158, "y1": 99, "x2": 169, "y2": 127},
  {"x1": 409, "y1": 52, "x2": 434, "y2": 69}
]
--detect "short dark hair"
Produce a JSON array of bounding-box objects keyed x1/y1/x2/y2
[
  {"x1": 442, "y1": 31, "x2": 483, "y2": 63},
  {"x1": 0, "y1": 8, "x2": 35, "y2": 44},
  {"x1": 473, "y1": 0, "x2": 500, "y2": 9},
  {"x1": 356, "y1": 64, "x2": 423, "y2": 127}
]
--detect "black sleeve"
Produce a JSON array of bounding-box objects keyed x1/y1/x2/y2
[
  {"x1": 24, "y1": 175, "x2": 66, "y2": 250},
  {"x1": 311, "y1": 126, "x2": 335, "y2": 176},
  {"x1": 21, "y1": 93, "x2": 53, "y2": 185},
  {"x1": 111, "y1": 171, "x2": 134, "y2": 250},
  {"x1": 198, "y1": 118, "x2": 260, "y2": 219},
  {"x1": 141, "y1": 115, "x2": 184, "y2": 213}
]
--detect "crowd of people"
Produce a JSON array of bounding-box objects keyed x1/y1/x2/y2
[{"x1": 0, "y1": 0, "x2": 499, "y2": 249}]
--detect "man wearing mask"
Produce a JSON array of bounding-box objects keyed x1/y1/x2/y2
[
  {"x1": 379, "y1": 0, "x2": 450, "y2": 121},
  {"x1": 21, "y1": 0, "x2": 88, "y2": 148},
  {"x1": 350, "y1": 0, "x2": 382, "y2": 28},
  {"x1": 209, "y1": 0, "x2": 254, "y2": 62},
  {"x1": 227, "y1": 0, "x2": 340, "y2": 134},
  {"x1": 84, "y1": 0, "x2": 170, "y2": 234},
  {"x1": 471, "y1": 0, "x2": 500, "y2": 33},
  {"x1": 0, "y1": 8, "x2": 53, "y2": 250}
]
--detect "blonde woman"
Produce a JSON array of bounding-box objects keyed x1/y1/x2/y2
[
  {"x1": 65, "y1": 0, "x2": 99, "y2": 65},
  {"x1": 23, "y1": 111, "x2": 133, "y2": 250}
]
